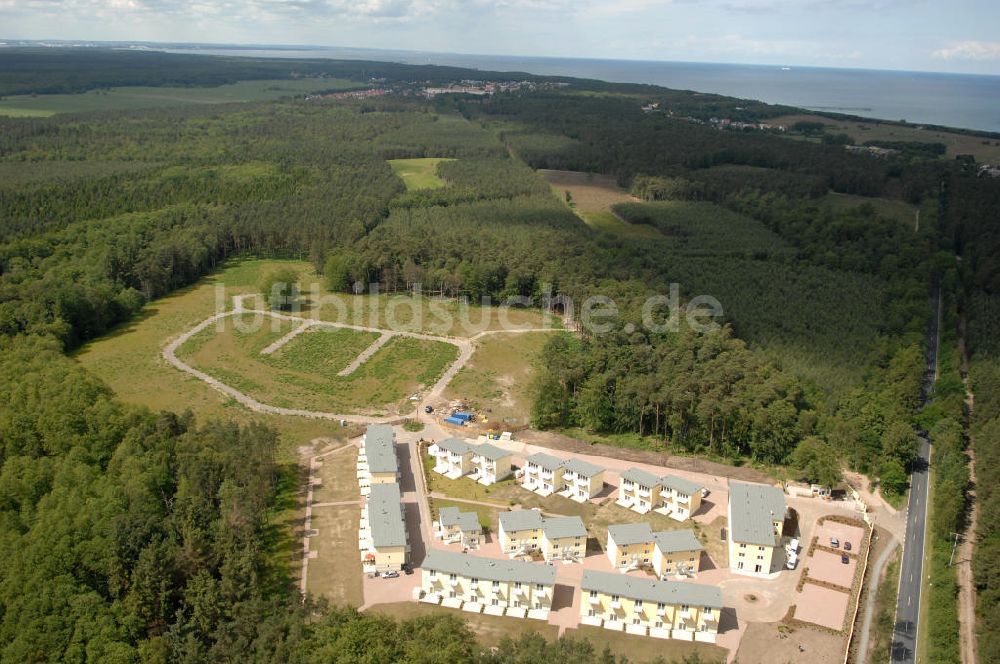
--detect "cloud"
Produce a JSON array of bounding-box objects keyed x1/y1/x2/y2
[{"x1": 932, "y1": 41, "x2": 1000, "y2": 61}]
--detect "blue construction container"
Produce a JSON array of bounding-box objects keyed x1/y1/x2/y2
[
  {"x1": 443, "y1": 416, "x2": 466, "y2": 426},
  {"x1": 452, "y1": 411, "x2": 474, "y2": 422}
]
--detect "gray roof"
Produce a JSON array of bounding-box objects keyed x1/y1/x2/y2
[
  {"x1": 662, "y1": 474, "x2": 703, "y2": 496},
  {"x1": 653, "y1": 529, "x2": 704, "y2": 554},
  {"x1": 364, "y1": 424, "x2": 398, "y2": 474},
  {"x1": 620, "y1": 467, "x2": 662, "y2": 488},
  {"x1": 474, "y1": 443, "x2": 512, "y2": 461},
  {"x1": 607, "y1": 522, "x2": 654, "y2": 546},
  {"x1": 562, "y1": 458, "x2": 604, "y2": 478},
  {"x1": 728, "y1": 481, "x2": 786, "y2": 547},
  {"x1": 422, "y1": 549, "x2": 556, "y2": 585},
  {"x1": 439, "y1": 506, "x2": 482, "y2": 533},
  {"x1": 367, "y1": 483, "x2": 407, "y2": 548},
  {"x1": 581, "y1": 570, "x2": 723, "y2": 608},
  {"x1": 438, "y1": 437, "x2": 473, "y2": 455},
  {"x1": 542, "y1": 516, "x2": 588, "y2": 540},
  {"x1": 499, "y1": 509, "x2": 544, "y2": 533},
  {"x1": 525, "y1": 452, "x2": 566, "y2": 471}
]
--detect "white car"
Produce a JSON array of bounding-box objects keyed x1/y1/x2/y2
[
  {"x1": 786, "y1": 552, "x2": 798, "y2": 569},
  {"x1": 787, "y1": 538, "x2": 800, "y2": 553}
]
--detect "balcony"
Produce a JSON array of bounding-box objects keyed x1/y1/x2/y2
[
  {"x1": 637, "y1": 487, "x2": 651, "y2": 498},
  {"x1": 562, "y1": 471, "x2": 576, "y2": 482},
  {"x1": 589, "y1": 595, "x2": 600, "y2": 605},
  {"x1": 611, "y1": 600, "x2": 621, "y2": 609},
  {"x1": 657, "y1": 606, "x2": 667, "y2": 617},
  {"x1": 447, "y1": 578, "x2": 459, "y2": 586},
  {"x1": 540, "y1": 470, "x2": 554, "y2": 480},
  {"x1": 622, "y1": 481, "x2": 634, "y2": 490}
]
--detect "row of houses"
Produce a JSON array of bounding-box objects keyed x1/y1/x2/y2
[
  {"x1": 616, "y1": 468, "x2": 705, "y2": 521},
  {"x1": 358, "y1": 425, "x2": 410, "y2": 573},
  {"x1": 429, "y1": 438, "x2": 513, "y2": 486},
  {"x1": 418, "y1": 550, "x2": 722, "y2": 641}
]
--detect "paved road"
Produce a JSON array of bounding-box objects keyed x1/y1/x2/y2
[{"x1": 891, "y1": 285, "x2": 941, "y2": 663}]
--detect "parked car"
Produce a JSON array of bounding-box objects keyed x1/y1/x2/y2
[
  {"x1": 402, "y1": 564, "x2": 414, "y2": 575},
  {"x1": 424, "y1": 405, "x2": 434, "y2": 414},
  {"x1": 700, "y1": 488, "x2": 710, "y2": 498},
  {"x1": 786, "y1": 552, "x2": 798, "y2": 570},
  {"x1": 844, "y1": 541, "x2": 852, "y2": 552},
  {"x1": 382, "y1": 570, "x2": 400, "y2": 579},
  {"x1": 841, "y1": 555, "x2": 850, "y2": 565},
  {"x1": 830, "y1": 537, "x2": 840, "y2": 548},
  {"x1": 787, "y1": 538, "x2": 800, "y2": 553}
]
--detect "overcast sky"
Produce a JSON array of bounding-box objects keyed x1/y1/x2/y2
[{"x1": 3, "y1": 0, "x2": 999, "y2": 75}]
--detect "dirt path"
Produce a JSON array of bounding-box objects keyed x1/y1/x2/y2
[
  {"x1": 164, "y1": 297, "x2": 561, "y2": 425},
  {"x1": 854, "y1": 534, "x2": 899, "y2": 663},
  {"x1": 958, "y1": 387, "x2": 979, "y2": 664},
  {"x1": 261, "y1": 321, "x2": 314, "y2": 355},
  {"x1": 338, "y1": 332, "x2": 393, "y2": 376}
]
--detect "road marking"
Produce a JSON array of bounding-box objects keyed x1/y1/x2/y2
[{"x1": 908, "y1": 594, "x2": 912, "y2": 607}]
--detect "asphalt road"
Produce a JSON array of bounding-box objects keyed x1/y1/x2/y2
[
  {"x1": 891, "y1": 434, "x2": 930, "y2": 662},
  {"x1": 891, "y1": 285, "x2": 940, "y2": 663}
]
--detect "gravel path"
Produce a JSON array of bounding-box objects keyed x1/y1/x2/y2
[
  {"x1": 261, "y1": 321, "x2": 314, "y2": 355},
  {"x1": 338, "y1": 332, "x2": 393, "y2": 376},
  {"x1": 854, "y1": 536, "x2": 899, "y2": 663},
  {"x1": 163, "y1": 300, "x2": 562, "y2": 424}
]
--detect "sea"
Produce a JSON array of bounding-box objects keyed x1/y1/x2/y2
[{"x1": 162, "y1": 45, "x2": 1000, "y2": 133}]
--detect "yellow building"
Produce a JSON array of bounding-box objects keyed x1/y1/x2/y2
[
  {"x1": 580, "y1": 570, "x2": 722, "y2": 642},
  {"x1": 420, "y1": 549, "x2": 556, "y2": 619},
  {"x1": 499, "y1": 509, "x2": 588, "y2": 562},
  {"x1": 430, "y1": 438, "x2": 475, "y2": 479},
  {"x1": 361, "y1": 483, "x2": 409, "y2": 572},
  {"x1": 727, "y1": 481, "x2": 787, "y2": 576},
  {"x1": 616, "y1": 468, "x2": 663, "y2": 514},
  {"x1": 560, "y1": 458, "x2": 606, "y2": 502},
  {"x1": 470, "y1": 443, "x2": 513, "y2": 486},
  {"x1": 360, "y1": 424, "x2": 399, "y2": 487},
  {"x1": 522, "y1": 452, "x2": 567, "y2": 497},
  {"x1": 435, "y1": 506, "x2": 482, "y2": 549},
  {"x1": 606, "y1": 523, "x2": 657, "y2": 570},
  {"x1": 658, "y1": 475, "x2": 704, "y2": 521},
  {"x1": 652, "y1": 530, "x2": 703, "y2": 578}
]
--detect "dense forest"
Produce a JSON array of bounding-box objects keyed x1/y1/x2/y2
[{"x1": 1, "y1": 48, "x2": 998, "y2": 661}]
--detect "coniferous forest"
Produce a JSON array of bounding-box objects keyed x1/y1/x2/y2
[{"x1": 1, "y1": 48, "x2": 998, "y2": 662}]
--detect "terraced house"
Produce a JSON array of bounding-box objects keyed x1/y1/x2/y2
[
  {"x1": 580, "y1": 570, "x2": 723, "y2": 642},
  {"x1": 657, "y1": 475, "x2": 704, "y2": 521},
  {"x1": 429, "y1": 438, "x2": 475, "y2": 479},
  {"x1": 469, "y1": 443, "x2": 513, "y2": 486},
  {"x1": 360, "y1": 483, "x2": 409, "y2": 572},
  {"x1": 435, "y1": 506, "x2": 482, "y2": 550},
  {"x1": 607, "y1": 523, "x2": 704, "y2": 577},
  {"x1": 727, "y1": 480, "x2": 788, "y2": 576},
  {"x1": 522, "y1": 452, "x2": 567, "y2": 497},
  {"x1": 559, "y1": 458, "x2": 605, "y2": 502},
  {"x1": 498, "y1": 509, "x2": 588, "y2": 562},
  {"x1": 420, "y1": 549, "x2": 556, "y2": 619}
]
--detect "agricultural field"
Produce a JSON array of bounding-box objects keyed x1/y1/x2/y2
[
  {"x1": 442, "y1": 331, "x2": 563, "y2": 426},
  {"x1": 388, "y1": 157, "x2": 454, "y2": 190},
  {"x1": 539, "y1": 169, "x2": 662, "y2": 240},
  {"x1": 176, "y1": 314, "x2": 458, "y2": 416},
  {"x1": 0, "y1": 78, "x2": 361, "y2": 116},
  {"x1": 770, "y1": 112, "x2": 1000, "y2": 162}
]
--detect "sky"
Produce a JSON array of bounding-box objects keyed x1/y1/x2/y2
[{"x1": 2, "y1": 0, "x2": 1000, "y2": 75}]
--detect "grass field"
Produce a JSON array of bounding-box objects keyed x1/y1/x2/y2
[
  {"x1": 539, "y1": 169, "x2": 663, "y2": 240},
  {"x1": 388, "y1": 157, "x2": 454, "y2": 190},
  {"x1": 177, "y1": 316, "x2": 459, "y2": 415},
  {"x1": 443, "y1": 331, "x2": 563, "y2": 426},
  {"x1": 306, "y1": 505, "x2": 364, "y2": 606},
  {"x1": 0, "y1": 78, "x2": 361, "y2": 116},
  {"x1": 823, "y1": 192, "x2": 920, "y2": 228},
  {"x1": 429, "y1": 498, "x2": 498, "y2": 532},
  {"x1": 73, "y1": 259, "x2": 343, "y2": 459},
  {"x1": 770, "y1": 112, "x2": 1000, "y2": 162}
]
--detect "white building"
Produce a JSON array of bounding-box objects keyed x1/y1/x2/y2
[
  {"x1": 522, "y1": 452, "x2": 567, "y2": 497},
  {"x1": 559, "y1": 458, "x2": 606, "y2": 502}
]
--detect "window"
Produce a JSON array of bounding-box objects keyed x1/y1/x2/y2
[
  {"x1": 612, "y1": 594, "x2": 620, "y2": 602},
  {"x1": 429, "y1": 570, "x2": 437, "y2": 579},
  {"x1": 754, "y1": 564, "x2": 762, "y2": 573},
  {"x1": 536, "y1": 584, "x2": 544, "y2": 591},
  {"x1": 513, "y1": 600, "x2": 521, "y2": 608},
  {"x1": 737, "y1": 562, "x2": 745, "y2": 570},
  {"x1": 471, "y1": 578, "x2": 478, "y2": 585},
  {"x1": 759, "y1": 546, "x2": 765, "y2": 552},
  {"x1": 632, "y1": 618, "x2": 641, "y2": 625},
  {"x1": 635, "y1": 599, "x2": 643, "y2": 608},
  {"x1": 491, "y1": 599, "x2": 499, "y2": 606},
  {"x1": 590, "y1": 590, "x2": 598, "y2": 599},
  {"x1": 535, "y1": 602, "x2": 542, "y2": 609},
  {"x1": 588, "y1": 609, "x2": 596, "y2": 617},
  {"x1": 515, "y1": 582, "x2": 522, "y2": 589},
  {"x1": 492, "y1": 581, "x2": 500, "y2": 588},
  {"x1": 740, "y1": 543, "x2": 747, "y2": 549},
  {"x1": 449, "y1": 573, "x2": 457, "y2": 581},
  {"x1": 655, "y1": 621, "x2": 664, "y2": 628},
  {"x1": 657, "y1": 602, "x2": 665, "y2": 610},
  {"x1": 449, "y1": 591, "x2": 456, "y2": 599}
]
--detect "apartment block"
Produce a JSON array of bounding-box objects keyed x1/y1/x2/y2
[
  {"x1": 607, "y1": 523, "x2": 658, "y2": 570},
  {"x1": 522, "y1": 452, "x2": 567, "y2": 496},
  {"x1": 435, "y1": 506, "x2": 482, "y2": 549},
  {"x1": 607, "y1": 524, "x2": 703, "y2": 578},
  {"x1": 359, "y1": 424, "x2": 399, "y2": 492},
  {"x1": 559, "y1": 458, "x2": 605, "y2": 502},
  {"x1": 420, "y1": 549, "x2": 556, "y2": 619},
  {"x1": 469, "y1": 443, "x2": 513, "y2": 485},
  {"x1": 727, "y1": 480, "x2": 787, "y2": 576},
  {"x1": 580, "y1": 570, "x2": 723, "y2": 642},
  {"x1": 652, "y1": 529, "x2": 703, "y2": 577},
  {"x1": 430, "y1": 438, "x2": 475, "y2": 479},
  {"x1": 360, "y1": 483, "x2": 409, "y2": 572}
]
